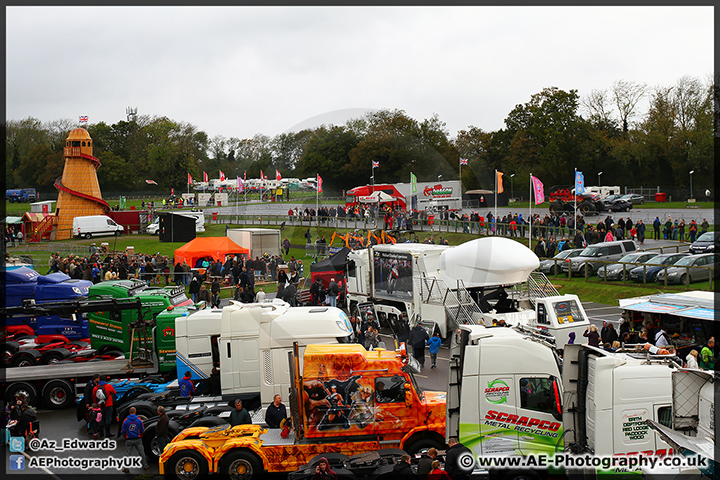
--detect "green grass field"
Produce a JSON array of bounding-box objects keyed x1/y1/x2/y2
[{"x1": 9, "y1": 217, "x2": 717, "y2": 306}]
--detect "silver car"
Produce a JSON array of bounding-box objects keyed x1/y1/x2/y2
[
  {"x1": 656, "y1": 254, "x2": 718, "y2": 284},
  {"x1": 539, "y1": 249, "x2": 584, "y2": 275},
  {"x1": 596, "y1": 251, "x2": 660, "y2": 281}
]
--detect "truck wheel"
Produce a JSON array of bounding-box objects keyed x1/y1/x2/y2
[
  {"x1": 1, "y1": 341, "x2": 21, "y2": 367},
  {"x1": 6, "y1": 382, "x2": 39, "y2": 406},
  {"x1": 12, "y1": 349, "x2": 40, "y2": 367},
  {"x1": 218, "y1": 450, "x2": 262, "y2": 480},
  {"x1": 166, "y1": 450, "x2": 209, "y2": 480},
  {"x1": 84, "y1": 233, "x2": 92, "y2": 239},
  {"x1": 119, "y1": 386, "x2": 152, "y2": 404},
  {"x1": 143, "y1": 425, "x2": 179, "y2": 462},
  {"x1": 114, "y1": 230, "x2": 121, "y2": 236},
  {"x1": 40, "y1": 348, "x2": 71, "y2": 365},
  {"x1": 42, "y1": 379, "x2": 74, "y2": 409},
  {"x1": 188, "y1": 416, "x2": 227, "y2": 428},
  {"x1": 405, "y1": 438, "x2": 443, "y2": 455}
]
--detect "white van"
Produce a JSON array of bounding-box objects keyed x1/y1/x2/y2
[
  {"x1": 72, "y1": 215, "x2": 124, "y2": 239},
  {"x1": 147, "y1": 211, "x2": 206, "y2": 235}
]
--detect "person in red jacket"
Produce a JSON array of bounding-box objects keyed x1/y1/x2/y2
[{"x1": 92, "y1": 374, "x2": 117, "y2": 439}]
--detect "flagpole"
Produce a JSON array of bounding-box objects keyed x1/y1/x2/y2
[
  {"x1": 574, "y1": 167, "x2": 577, "y2": 230},
  {"x1": 494, "y1": 169, "x2": 498, "y2": 226},
  {"x1": 316, "y1": 173, "x2": 319, "y2": 230},
  {"x1": 459, "y1": 158, "x2": 462, "y2": 207},
  {"x1": 529, "y1": 173, "x2": 532, "y2": 249}
]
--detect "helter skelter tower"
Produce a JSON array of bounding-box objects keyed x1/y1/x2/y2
[{"x1": 54, "y1": 128, "x2": 109, "y2": 240}]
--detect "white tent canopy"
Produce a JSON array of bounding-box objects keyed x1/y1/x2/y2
[{"x1": 358, "y1": 191, "x2": 396, "y2": 203}]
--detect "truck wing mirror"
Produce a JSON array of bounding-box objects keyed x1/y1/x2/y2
[
  {"x1": 404, "y1": 383, "x2": 412, "y2": 408},
  {"x1": 552, "y1": 377, "x2": 562, "y2": 421}
]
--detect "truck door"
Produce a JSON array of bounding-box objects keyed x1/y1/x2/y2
[
  {"x1": 477, "y1": 374, "x2": 520, "y2": 455},
  {"x1": 612, "y1": 404, "x2": 672, "y2": 456},
  {"x1": 514, "y1": 374, "x2": 563, "y2": 456},
  {"x1": 372, "y1": 375, "x2": 409, "y2": 435}
]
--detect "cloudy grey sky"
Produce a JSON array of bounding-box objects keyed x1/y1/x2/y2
[{"x1": 6, "y1": 6, "x2": 713, "y2": 140}]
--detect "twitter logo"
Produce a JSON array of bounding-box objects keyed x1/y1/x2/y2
[{"x1": 10, "y1": 436, "x2": 24, "y2": 452}]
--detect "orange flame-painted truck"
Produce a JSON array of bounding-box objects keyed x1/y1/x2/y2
[{"x1": 159, "y1": 342, "x2": 446, "y2": 479}]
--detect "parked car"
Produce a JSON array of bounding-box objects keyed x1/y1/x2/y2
[
  {"x1": 539, "y1": 248, "x2": 584, "y2": 275},
  {"x1": 602, "y1": 194, "x2": 624, "y2": 204},
  {"x1": 655, "y1": 254, "x2": 718, "y2": 285},
  {"x1": 562, "y1": 240, "x2": 638, "y2": 276},
  {"x1": 596, "y1": 251, "x2": 659, "y2": 281},
  {"x1": 689, "y1": 231, "x2": 720, "y2": 254},
  {"x1": 628, "y1": 252, "x2": 691, "y2": 283},
  {"x1": 619, "y1": 193, "x2": 645, "y2": 205},
  {"x1": 606, "y1": 199, "x2": 633, "y2": 212}
]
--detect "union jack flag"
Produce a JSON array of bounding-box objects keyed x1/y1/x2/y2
[
  {"x1": 372, "y1": 161, "x2": 379, "y2": 168},
  {"x1": 79, "y1": 116, "x2": 88, "y2": 123},
  {"x1": 460, "y1": 158, "x2": 468, "y2": 166}
]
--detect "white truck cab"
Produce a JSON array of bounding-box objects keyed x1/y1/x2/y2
[
  {"x1": 447, "y1": 325, "x2": 676, "y2": 476},
  {"x1": 174, "y1": 300, "x2": 353, "y2": 405}
]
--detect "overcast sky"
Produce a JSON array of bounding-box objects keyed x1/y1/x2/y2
[{"x1": 6, "y1": 6, "x2": 714, "y2": 141}]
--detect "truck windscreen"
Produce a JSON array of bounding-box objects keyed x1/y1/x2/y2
[{"x1": 552, "y1": 299, "x2": 585, "y2": 324}]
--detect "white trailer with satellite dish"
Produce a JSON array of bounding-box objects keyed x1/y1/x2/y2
[
  {"x1": 226, "y1": 228, "x2": 281, "y2": 259},
  {"x1": 345, "y1": 236, "x2": 590, "y2": 347}
]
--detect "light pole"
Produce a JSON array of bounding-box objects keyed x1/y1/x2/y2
[
  {"x1": 598, "y1": 171, "x2": 603, "y2": 187},
  {"x1": 689, "y1": 170, "x2": 695, "y2": 199},
  {"x1": 510, "y1": 173, "x2": 515, "y2": 201}
]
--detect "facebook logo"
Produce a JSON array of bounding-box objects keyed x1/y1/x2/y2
[
  {"x1": 9, "y1": 454, "x2": 25, "y2": 470},
  {"x1": 9, "y1": 436, "x2": 24, "y2": 452}
]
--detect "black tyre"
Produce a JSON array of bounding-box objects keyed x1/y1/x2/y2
[
  {"x1": 119, "y1": 386, "x2": 152, "y2": 404},
  {"x1": 42, "y1": 379, "x2": 74, "y2": 409},
  {"x1": 84, "y1": 233, "x2": 92, "y2": 239},
  {"x1": 40, "y1": 348, "x2": 71, "y2": 365},
  {"x1": 143, "y1": 424, "x2": 179, "y2": 463},
  {"x1": 405, "y1": 437, "x2": 444, "y2": 455},
  {"x1": 6, "y1": 382, "x2": 39, "y2": 406},
  {"x1": 1, "y1": 341, "x2": 21, "y2": 367},
  {"x1": 680, "y1": 274, "x2": 687, "y2": 285},
  {"x1": 188, "y1": 416, "x2": 227, "y2": 428},
  {"x1": 218, "y1": 450, "x2": 263, "y2": 480},
  {"x1": 166, "y1": 450, "x2": 209, "y2": 480},
  {"x1": 114, "y1": 230, "x2": 121, "y2": 236},
  {"x1": 12, "y1": 349, "x2": 41, "y2": 367}
]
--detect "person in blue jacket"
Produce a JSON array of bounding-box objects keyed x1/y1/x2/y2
[
  {"x1": 179, "y1": 371, "x2": 195, "y2": 397},
  {"x1": 427, "y1": 332, "x2": 443, "y2": 369},
  {"x1": 121, "y1": 406, "x2": 149, "y2": 472}
]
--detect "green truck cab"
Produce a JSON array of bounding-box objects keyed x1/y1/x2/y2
[{"x1": 87, "y1": 280, "x2": 195, "y2": 372}]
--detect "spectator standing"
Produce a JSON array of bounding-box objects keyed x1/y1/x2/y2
[
  {"x1": 444, "y1": 437, "x2": 473, "y2": 480},
  {"x1": 653, "y1": 217, "x2": 661, "y2": 239},
  {"x1": 364, "y1": 325, "x2": 379, "y2": 350},
  {"x1": 179, "y1": 371, "x2": 195, "y2": 397},
  {"x1": 89, "y1": 403, "x2": 102, "y2": 440},
  {"x1": 229, "y1": 399, "x2": 252, "y2": 426},
  {"x1": 255, "y1": 288, "x2": 266, "y2": 303},
  {"x1": 417, "y1": 448, "x2": 438, "y2": 479},
  {"x1": 689, "y1": 220, "x2": 698, "y2": 243},
  {"x1": 699, "y1": 337, "x2": 715, "y2": 370},
  {"x1": 409, "y1": 324, "x2": 430, "y2": 368},
  {"x1": 211, "y1": 290, "x2": 221, "y2": 309},
  {"x1": 198, "y1": 284, "x2": 211, "y2": 304},
  {"x1": 155, "y1": 406, "x2": 169, "y2": 453},
  {"x1": 312, "y1": 457, "x2": 338, "y2": 480},
  {"x1": 265, "y1": 394, "x2": 287, "y2": 428},
  {"x1": 327, "y1": 278, "x2": 339, "y2": 308},
  {"x1": 188, "y1": 276, "x2": 200, "y2": 302},
  {"x1": 685, "y1": 350, "x2": 699, "y2": 369},
  {"x1": 583, "y1": 325, "x2": 601, "y2": 347},
  {"x1": 121, "y1": 406, "x2": 149, "y2": 472},
  {"x1": 392, "y1": 454, "x2": 416, "y2": 477},
  {"x1": 428, "y1": 460, "x2": 451, "y2": 480},
  {"x1": 636, "y1": 220, "x2": 646, "y2": 244},
  {"x1": 427, "y1": 333, "x2": 442, "y2": 369},
  {"x1": 700, "y1": 218, "x2": 709, "y2": 234},
  {"x1": 92, "y1": 374, "x2": 117, "y2": 439}
]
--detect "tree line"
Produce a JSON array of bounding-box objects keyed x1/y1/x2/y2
[{"x1": 5, "y1": 76, "x2": 715, "y2": 197}]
